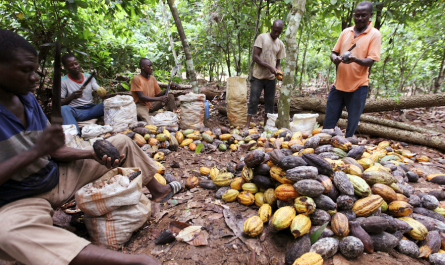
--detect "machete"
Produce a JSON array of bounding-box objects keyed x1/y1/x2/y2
[
  {"x1": 165, "y1": 65, "x2": 178, "y2": 97},
  {"x1": 80, "y1": 71, "x2": 96, "y2": 90},
  {"x1": 51, "y1": 42, "x2": 63, "y2": 125}
]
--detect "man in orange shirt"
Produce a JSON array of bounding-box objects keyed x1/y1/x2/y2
[
  {"x1": 323, "y1": 1, "x2": 381, "y2": 137},
  {"x1": 131, "y1": 58, "x2": 177, "y2": 124}
]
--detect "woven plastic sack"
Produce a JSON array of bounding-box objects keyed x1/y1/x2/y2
[
  {"x1": 76, "y1": 167, "x2": 151, "y2": 250},
  {"x1": 226, "y1": 77, "x2": 247, "y2": 127},
  {"x1": 76, "y1": 167, "x2": 143, "y2": 216},
  {"x1": 178, "y1": 93, "x2": 206, "y2": 129},
  {"x1": 264, "y1": 113, "x2": 278, "y2": 134},
  {"x1": 290, "y1": 113, "x2": 319, "y2": 135},
  {"x1": 152, "y1": 111, "x2": 179, "y2": 131},
  {"x1": 104, "y1": 95, "x2": 137, "y2": 132}
]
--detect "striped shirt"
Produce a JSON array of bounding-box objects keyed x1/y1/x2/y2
[{"x1": 0, "y1": 93, "x2": 59, "y2": 207}]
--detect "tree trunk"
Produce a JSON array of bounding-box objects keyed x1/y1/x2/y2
[
  {"x1": 339, "y1": 112, "x2": 445, "y2": 134},
  {"x1": 433, "y1": 46, "x2": 445, "y2": 93},
  {"x1": 248, "y1": 0, "x2": 264, "y2": 80},
  {"x1": 299, "y1": 30, "x2": 309, "y2": 89},
  {"x1": 161, "y1": 0, "x2": 181, "y2": 78},
  {"x1": 275, "y1": 0, "x2": 306, "y2": 129},
  {"x1": 167, "y1": 0, "x2": 198, "y2": 93},
  {"x1": 290, "y1": 93, "x2": 445, "y2": 113},
  {"x1": 317, "y1": 114, "x2": 445, "y2": 152},
  {"x1": 294, "y1": 23, "x2": 304, "y2": 77}
]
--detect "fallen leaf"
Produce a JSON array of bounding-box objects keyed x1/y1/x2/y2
[{"x1": 176, "y1": 226, "x2": 202, "y2": 242}]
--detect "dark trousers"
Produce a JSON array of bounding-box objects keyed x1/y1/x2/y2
[
  {"x1": 323, "y1": 86, "x2": 368, "y2": 137},
  {"x1": 248, "y1": 77, "x2": 276, "y2": 115}
]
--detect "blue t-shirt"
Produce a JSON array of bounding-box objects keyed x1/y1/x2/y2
[{"x1": 0, "y1": 93, "x2": 59, "y2": 207}]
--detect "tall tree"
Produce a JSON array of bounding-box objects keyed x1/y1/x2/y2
[
  {"x1": 276, "y1": 0, "x2": 306, "y2": 129},
  {"x1": 166, "y1": 0, "x2": 199, "y2": 93}
]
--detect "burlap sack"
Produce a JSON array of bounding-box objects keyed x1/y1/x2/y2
[{"x1": 226, "y1": 77, "x2": 247, "y2": 127}]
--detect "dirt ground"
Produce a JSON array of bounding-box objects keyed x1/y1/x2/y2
[{"x1": 2, "y1": 83, "x2": 445, "y2": 265}]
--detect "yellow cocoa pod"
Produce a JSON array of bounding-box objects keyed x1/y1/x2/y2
[
  {"x1": 243, "y1": 216, "x2": 263, "y2": 237},
  {"x1": 258, "y1": 204, "x2": 272, "y2": 223},
  {"x1": 399, "y1": 217, "x2": 429, "y2": 241},
  {"x1": 219, "y1": 134, "x2": 232, "y2": 140},
  {"x1": 222, "y1": 189, "x2": 239, "y2": 202},
  {"x1": 255, "y1": 192, "x2": 265, "y2": 207},
  {"x1": 352, "y1": 195, "x2": 383, "y2": 217},
  {"x1": 230, "y1": 144, "x2": 238, "y2": 151},
  {"x1": 134, "y1": 133, "x2": 146, "y2": 147},
  {"x1": 213, "y1": 172, "x2": 234, "y2": 187},
  {"x1": 242, "y1": 183, "x2": 258, "y2": 194},
  {"x1": 96, "y1": 87, "x2": 107, "y2": 97},
  {"x1": 176, "y1": 131, "x2": 184, "y2": 144},
  {"x1": 155, "y1": 161, "x2": 165, "y2": 174},
  {"x1": 264, "y1": 188, "x2": 277, "y2": 205},
  {"x1": 179, "y1": 139, "x2": 193, "y2": 147},
  {"x1": 153, "y1": 152, "x2": 164, "y2": 161},
  {"x1": 230, "y1": 177, "x2": 245, "y2": 190},
  {"x1": 292, "y1": 252, "x2": 323, "y2": 265},
  {"x1": 200, "y1": 167, "x2": 210, "y2": 175},
  {"x1": 237, "y1": 191, "x2": 255, "y2": 205},
  {"x1": 154, "y1": 173, "x2": 166, "y2": 185},
  {"x1": 187, "y1": 133, "x2": 200, "y2": 140},
  {"x1": 163, "y1": 129, "x2": 171, "y2": 140},
  {"x1": 210, "y1": 167, "x2": 219, "y2": 180},
  {"x1": 388, "y1": 201, "x2": 413, "y2": 217},
  {"x1": 290, "y1": 214, "x2": 311, "y2": 238},
  {"x1": 272, "y1": 206, "x2": 296, "y2": 230},
  {"x1": 145, "y1": 125, "x2": 157, "y2": 134}
]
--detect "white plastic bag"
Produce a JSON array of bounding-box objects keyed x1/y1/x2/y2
[
  {"x1": 151, "y1": 111, "x2": 179, "y2": 130},
  {"x1": 76, "y1": 167, "x2": 151, "y2": 250},
  {"x1": 264, "y1": 113, "x2": 278, "y2": 134},
  {"x1": 226, "y1": 77, "x2": 247, "y2": 127},
  {"x1": 81, "y1": 124, "x2": 113, "y2": 139},
  {"x1": 104, "y1": 95, "x2": 137, "y2": 132},
  {"x1": 178, "y1": 93, "x2": 206, "y2": 129},
  {"x1": 290, "y1": 113, "x2": 319, "y2": 135},
  {"x1": 63, "y1": 125, "x2": 84, "y2": 149}
]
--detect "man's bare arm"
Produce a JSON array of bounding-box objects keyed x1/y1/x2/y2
[
  {"x1": 276, "y1": 60, "x2": 282, "y2": 71},
  {"x1": 135, "y1": 91, "x2": 167, "y2": 103},
  {"x1": 0, "y1": 125, "x2": 65, "y2": 186},
  {"x1": 330, "y1": 52, "x2": 342, "y2": 65},
  {"x1": 344, "y1": 56, "x2": 375, "y2": 67},
  {"x1": 252, "y1": 47, "x2": 277, "y2": 75}
]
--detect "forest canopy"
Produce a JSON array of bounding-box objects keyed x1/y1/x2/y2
[{"x1": 1, "y1": 0, "x2": 444, "y2": 97}]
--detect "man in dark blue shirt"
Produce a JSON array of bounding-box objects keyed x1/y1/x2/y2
[{"x1": 0, "y1": 29, "x2": 167, "y2": 265}]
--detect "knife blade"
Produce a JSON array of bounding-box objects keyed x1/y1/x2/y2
[
  {"x1": 165, "y1": 66, "x2": 178, "y2": 97},
  {"x1": 51, "y1": 42, "x2": 63, "y2": 125}
]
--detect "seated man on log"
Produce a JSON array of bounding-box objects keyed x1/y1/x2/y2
[
  {"x1": 323, "y1": 1, "x2": 381, "y2": 137},
  {"x1": 245, "y1": 19, "x2": 286, "y2": 130},
  {"x1": 131, "y1": 58, "x2": 177, "y2": 124},
  {"x1": 0, "y1": 29, "x2": 181, "y2": 265},
  {"x1": 60, "y1": 54, "x2": 108, "y2": 134}
]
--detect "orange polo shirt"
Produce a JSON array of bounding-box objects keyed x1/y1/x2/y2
[
  {"x1": 130, "y1": 74, "x2": 161, "y2": 109},
  {"x1": 333, "y1": 21, "x2": 381, "y2": 92}
]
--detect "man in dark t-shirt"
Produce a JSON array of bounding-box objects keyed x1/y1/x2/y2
[{"x1": 0, "y1": 30, "x2": 173, "y2": 265}]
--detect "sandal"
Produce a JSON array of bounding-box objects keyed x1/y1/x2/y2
[{"x1": 159, "y1": 181, "x2": 182, "y2": 203}]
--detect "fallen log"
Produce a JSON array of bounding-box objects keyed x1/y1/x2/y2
[
  {"x1": 317, "y1": 114, "x2": 445, "y2": 151},
  {"x1": 200, "y1": 87, "x2": 223, "y2": 100},
  {"x1": 340, "y1": 112, "x2": 445, "y2": 135},
  {"x1": 290, "y1": 93, "x2": 445, "y2": 113},
  {"x1": 158, "y1": 82, "x2": 192, "y2": 90}
]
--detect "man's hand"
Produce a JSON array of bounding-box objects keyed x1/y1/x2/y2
[
  {"x1": 171, "y1": 82, "x2": 179, "y2": 89},
  {"x1": 32, "y1": 125, "x2": 65, "y2": 157},
  {"x1": 268, "y1": 66, "x2": 277, "y2": 75},
  {"x1": 158, "y1": 95, "x2": 168, "y2": 103},
  {"x1": 92, "y1": 152, "x2": 125, "y2": 169},
  {"x1": 331, "y1": 54, "x2": 342, "y2": 65},
  {"x1": 70, "y1": 90, "x2": 83, "y2": 99},
  {"x1": 342, "y1": 55, "x2": 356, "y2": 64}
]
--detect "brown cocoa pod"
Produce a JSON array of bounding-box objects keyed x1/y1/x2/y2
[
  {"x1": 331, "y1": 213, "x2": 350, "y2": 237},
  {"x1": 349, "y1": 220, "x2": 374, "y2": 253},
  {"x1": 370, "y1": 232, "x2": 399, "y2": 252},
  {"x1": 284, "y1": 234, "x2": 311, "y2": 265},
  {"x1": 235, "y1": 161, "x2": 245, "y2": 171},
  {"x1": 360, "y1": 216, "x2": 389, "y2": 234},
  {"x1": 93, "y1": 140, "x2": 120, "y2": 163},
  {"x1": 244, "y1": 150, "x2": 265, "y2": 168},
  {"x1": 419, "y1": 230, "x2": 441, "y2": 258},
  {"x1": 309, "y1": 226, "x2": 335, "y2": 239}
]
